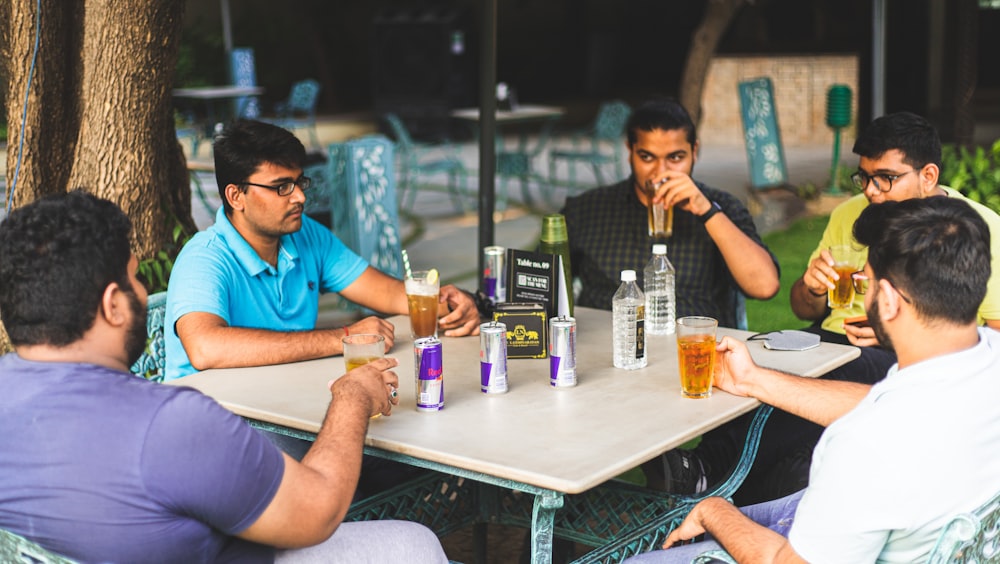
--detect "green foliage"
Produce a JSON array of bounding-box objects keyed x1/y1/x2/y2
[
  {"x1": 137, "y1": 220, "x2": 191, "y2": 294},
  {"x1": 745, "y1": 215, "x2": 830, "y2": 333},
  {"x1": 941, "y1": 140, "x2": 1000, "y2": 215}
]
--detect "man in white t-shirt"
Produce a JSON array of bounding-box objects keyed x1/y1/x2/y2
[{"x1": 625, "y1": 196, "x2": 1000, "y2": 562}]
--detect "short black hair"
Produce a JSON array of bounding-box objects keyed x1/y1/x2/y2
[
  {"x1": 626, "y1": 98, "x2": 697, "y2": 147},
  {"x1": 853, "y1": 197, "x2": 990, "y2": 325},
  {"x1": 852, "y1": 112, "x2": 942, "y2": 170},
  {"x1": 0, "y1": 190, "x2": 134, "y2": 346},
  {"x1": 212, "y1": 120, "x2": 307, "y2": 214}
]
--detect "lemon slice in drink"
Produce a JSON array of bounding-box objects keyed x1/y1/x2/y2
[{"x1": 425, "y1": 268, "x2": 439, "y2": 285}]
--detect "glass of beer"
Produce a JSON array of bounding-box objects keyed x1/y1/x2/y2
[
  {"x1": 646, "y1": 178, "x2": 673, "y2": 238},
  {"x1": 827, "y1": 245, "x2": 865, "y2": 309},
  {"x1": 342, "y1": 334, "x2": 386, "y2": 371},
  {"x1": 676, "y1": 316, "x2": 718, "y2": 399},
  {"x1": 405, "y1": 270, "x2": 440, "y2": 339},
  {"x1": 343, "y1": 333, "x2": 388, "y2": 419}
]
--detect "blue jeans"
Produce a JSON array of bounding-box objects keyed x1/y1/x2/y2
[{"x1": 622, "y1": 489, "x2": 805, "y2": 563}]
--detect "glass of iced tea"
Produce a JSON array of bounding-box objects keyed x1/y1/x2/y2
[
  {"x1": 827, "y1": 245, "x2": 865, "y2": 309},
  {"x1": 676, "y1": 316, "x2": 718, "y2": 399},
  {"x1": 405, "y1": 269, "x2": 440, "y2": 339}
]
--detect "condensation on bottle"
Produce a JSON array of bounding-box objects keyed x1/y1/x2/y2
[
  {"x1": 644, "y1": 243, "x2": 676, "y2": 335},
  {"x1": 612, "y1": 269, "x2": 647, "y2": 370}
]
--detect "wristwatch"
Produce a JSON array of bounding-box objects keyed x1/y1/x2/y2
[{"x1": 698, "y1": 200, "x2": 722, "y2": 224}]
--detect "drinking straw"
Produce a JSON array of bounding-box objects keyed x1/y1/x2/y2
[{"x1": 401, "y1": 249, "x2": 413, "y2": 279}]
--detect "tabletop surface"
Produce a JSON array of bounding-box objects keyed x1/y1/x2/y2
[
  {"x1": 450, "y1": 104, "x2": 566, "y2": 123},
  {"x1": 171, "y1": 308, "x2": 858, "y2": 494},
  {"x1": 172, "y1": 85, "x2": 265, "y2": 99}
]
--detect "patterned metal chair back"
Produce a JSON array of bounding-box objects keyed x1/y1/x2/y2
[
  {"x1": 0, "y1": 528, "x2": 76, "y2": 563},
  {"x1": 928, "y1": 488, "x2": 1000, "y2": 563},
  {"x1": 327, "y1": 135, "x2": 403, "y2": 280},
  {"x1": 229, "y1": 47, "x2": 260, "y2": 118},
  {"x1": 283, "y1": 79, "x2": 321, "y2": 116},
  {"x1": 130, "y1": 291, "x2": 167, "y2": 382},
  {"x1": 592, "y1": 99, "x2": 631, "y2": 142}
]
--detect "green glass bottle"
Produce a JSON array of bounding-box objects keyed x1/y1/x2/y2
[{"x1": 538, "y1": 213, "x2": 574, "y2": 316}]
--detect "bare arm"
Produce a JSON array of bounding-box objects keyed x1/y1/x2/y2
[
  {"x1": 237, "y1": 358, "x2": 400, "y2": 547},
  {"x1": 655, "y1": 174, "x2": 778, "y2": 300},
  {"x1": 715, "y1": 336, "x2": 870, "y2": 427},
  {"x1": 987, "y1": 319, "x2": 1000, "y2": 331},
  {"x1": 662, "y1": 497, "x2": 807, "y2": 564},
  {"x1": 176, "y1": 312, "x2": 395, "y2": 371}
]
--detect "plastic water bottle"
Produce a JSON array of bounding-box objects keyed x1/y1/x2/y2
[
  {"x1": 613, "y1": 270, "x2": 647, "y2": 370},
  {"x1": 644, "y1": 243, "x2": 676, "y2": 335}
]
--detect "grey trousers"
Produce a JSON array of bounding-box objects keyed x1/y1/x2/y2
[{"x1": 276, "y1": 520, "x2": 449, "y2": 564}]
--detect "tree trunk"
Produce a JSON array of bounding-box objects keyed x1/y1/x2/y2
[
  {"x1": 951, "y1": 0, "x2": 977, "y2": 147},
  {"x1": 1, "y1": 0, "x2": 193, "y2": 353},
  {"x1": 679, "y1": 0, "x2": 746, "y2": 127}
]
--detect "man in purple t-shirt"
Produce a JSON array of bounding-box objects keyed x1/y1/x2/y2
[{"x1": 0, "y1": 191, "x2": 448, "y2": 563}]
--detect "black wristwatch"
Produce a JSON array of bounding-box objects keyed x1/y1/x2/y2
[{"x1": 698, "y1": 200, "x2": 722, "y2": 224}]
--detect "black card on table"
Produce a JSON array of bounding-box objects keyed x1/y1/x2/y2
[{"x1": 504, "y1": 248, "x2": 569, "y2": 319}]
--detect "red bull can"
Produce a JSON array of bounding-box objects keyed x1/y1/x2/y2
[
  {"x1": 479, "y1": 321, "x2": 508, "y2": 393},
  {"x1": 549, "y1": 316, "x2": 577, "y2": 387},
  {"x1": 483, "y1": 246, "x2": 506, "y2": 305},
  {"x1": 414, "y1": 337, "x2": 444, "y2": 411}
]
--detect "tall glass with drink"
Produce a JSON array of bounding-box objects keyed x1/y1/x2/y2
[
  {"x1": 646, "y1": 177, "x2": 673, "y2": 238},
  {"x1": 827, "y1": 245, "x2": 865, "y2": 309},
  {"x1": 676, "y1": 316, "x2": 717, "y2": 399},
  {"x1": 342, "y1": 333, "x2": 388, "y2": 418},
  {"x1": 405, "y1": 269, "x2": 440, "y2": 339}
]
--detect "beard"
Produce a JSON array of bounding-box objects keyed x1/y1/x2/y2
[
  {"x1": 124, "y1": 289, "x2": 149, "y2": 368},
  {"x1": 867, "y1": 298, "x2": 894, "y2": 353}
]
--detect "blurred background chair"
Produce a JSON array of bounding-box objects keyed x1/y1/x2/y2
[
  {"x1": 305, "y1": 135, "x2": 404, "y2": 321},
  {"x1": 229, "y1": 47, "x2": 261, "y2": 119},
  {"x1": 267, "y1": 79, "x2": 321, "y2": 149},
  {"x1": 131, "y1": 291, "x2": 167, "y2": 382},
  {"x1": 0, "y1": 527, "x2": 74, "y2": 563},
  {"x1": 547, "y1": 99, "x2": 631, "y2": 192},
  {"x1": 384, "y1": 112, "x2": 469, "y2": 214}
]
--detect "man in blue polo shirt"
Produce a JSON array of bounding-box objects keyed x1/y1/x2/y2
[{"x1": 166, "y1": 119, "x2": 481, "y2": 381}]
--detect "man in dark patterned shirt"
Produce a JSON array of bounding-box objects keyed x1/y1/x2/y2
[{"x1": 561, "y1": 98, "x2": 779, "y2": 327}]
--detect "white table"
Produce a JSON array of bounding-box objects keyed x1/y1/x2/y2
[
  {"x1": 172, "y1": 85, "x2": 265, "y2": 137},
  {"x1": 172, "y1": 308, "x2": 859, "y2": 563},
  {"x1": 450, "y1": 104, "x2": 566, "y2": 125}
]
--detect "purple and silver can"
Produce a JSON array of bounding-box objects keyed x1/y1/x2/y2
[
  {"x1": 414, "y1": 337, "x2": 444, "y2": 411},
  {"x1": 549, "y1": 316, "x2": 577, "y2": 387},
  {"x1": 479, "y1": 321, "x2": 508, "y2": 394},
  {"x1": 483, "y1": 246, "x2": 506, "y2": 305}
]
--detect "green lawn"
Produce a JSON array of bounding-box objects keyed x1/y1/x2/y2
[{"x1": 745, "y1": 215, "x2": 830, "y2": 333}]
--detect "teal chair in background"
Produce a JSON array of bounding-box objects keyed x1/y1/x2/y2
[
  {"x1": 547, "y1": 99, "x2": 631, "y2": 192},
  {"x1": 384, "y1": 113, "x2": 469, "y2": 214},
  {"x1": 229, "y1": 47, "x2": 260, "y2": 119},
  {"x1": 130, "y1": 291, "x2": 167, "y2": 382},
  {"x1": 267, "y1": 79, "x2": 322, "y2": 149}
]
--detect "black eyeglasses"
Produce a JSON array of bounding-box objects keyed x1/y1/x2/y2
[
  {"x1": 850, "y1": 170, "x2": 914, "y2": 193},
  {"x1": 240, "y1": 176, "x2": 311, "y2": 196}
]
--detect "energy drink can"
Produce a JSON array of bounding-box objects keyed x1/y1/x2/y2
[
  {"x1": 483, "y1": 246, "x2": 506, "y2": 305},
  {"x1": 479, "y1": 321, "x2": 508, "y2": 394},
  {"x1": 549, "y1": 316, "x2": 577, "y2": 387},
  {"x1": 414, "y1": 337, "x2": 444, "y2": 411}
]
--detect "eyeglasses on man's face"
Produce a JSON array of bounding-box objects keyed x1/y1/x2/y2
[
  {"x1": 241, "y1": 176, "x2": 312, "y2": 196},
  {"x1": 850, "y1": 169, "x2": 915, "y2": 193}
]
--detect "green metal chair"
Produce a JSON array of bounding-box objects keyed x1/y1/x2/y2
[
  {"x1": 0, "y1": 528, "x2": 76, "y2": 563},
  {"x1": 689, "y1": 487, "x2": 1000, "y2": 563},
  {"x1": 268, "y1": 79, "x2": 322, "y2": 149},
  {"x1": 384, "y1": 113, "x2": 469, "y2": 214},
  {"x1": 130, "y1": 291, "x2": 167, "y2": 382},
  {"x1": 547, "y1": 100, "x2": 631, "y2": 192}
]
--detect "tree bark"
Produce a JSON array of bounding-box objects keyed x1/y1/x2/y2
[
  {"x1": 679, "y1": 0, "x2": 746, "y2": 127},
  {"x1": 1, "y1": 0, "x2": 193, "y2": 353}
]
